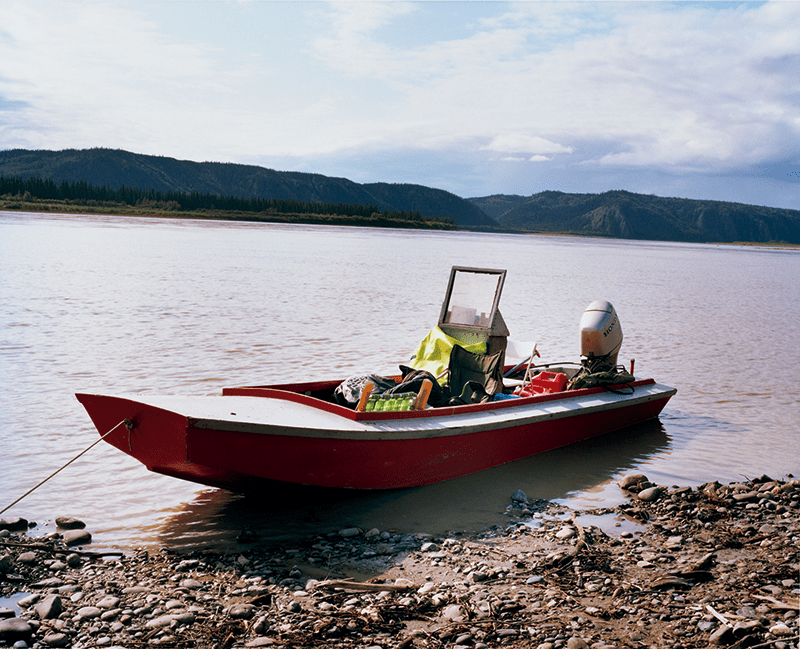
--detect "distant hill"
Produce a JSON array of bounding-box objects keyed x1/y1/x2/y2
[
  {"x1": 3, "y1": 148, "x2": 798, "y2": 243},
  {"x1": 0, "y1": 148, "x2": 496, "y2": 228},
  {"x1": 469, "y1": 190, "x2": 800, "y2": 244}
]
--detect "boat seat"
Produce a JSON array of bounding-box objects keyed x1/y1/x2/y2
[
  {"x1": 447, "y1": 344, "x2": 504, "y2": 405},
  {"x1": 505, "y1": 339, "x2": 537, "y2": 362},
  {"x1": 502, "y1": 339, "x2": 539, "y2": 389}
]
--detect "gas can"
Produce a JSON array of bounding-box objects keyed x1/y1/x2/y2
[{"x1": 514, "y1": 371, "x2": 568, "y2": 397}]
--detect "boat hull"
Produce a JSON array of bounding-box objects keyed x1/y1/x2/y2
[{"x1": 76, "y1": 379, "x2": 675, "y2": 490}]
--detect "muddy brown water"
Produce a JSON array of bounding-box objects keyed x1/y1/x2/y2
[{"x1": 1, "y1": 211, "x2": 798, "y2": 549}]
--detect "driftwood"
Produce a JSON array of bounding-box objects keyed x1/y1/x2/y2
[
  {"x1": 730, "y1": 637, "x2": 800, "y2": 649},
  {"x1": 651, "y1": 576, "x2": 694, "y2": 590},
  {"x1": 705, "y1": 604, "x2": 733, "y2": 627},
  {"x1": 753, "y1": 594, "x2": 800, "y2": 611},
  {"x1": 314, "y1": 579, "x2": 411, "y2": 593},
  {"x1": 0, "y1": 539, "x2": 123, "y2": 558},
  {"x1": 656, "y1": 551, "x2": 716, "y2": 588},
  {"x1": 548, "y1": 513, "x2": 587, "y2": 569},
  {"x1": 0, "y1": 540, "x2": 57, "y2": 550}
]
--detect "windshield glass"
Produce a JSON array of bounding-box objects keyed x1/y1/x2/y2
[{"x1": 440, "y1": 267, "x2": 506, "y2": 329}]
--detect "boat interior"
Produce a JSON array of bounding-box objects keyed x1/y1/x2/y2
[
  {"x1": 226, "y1": 267, "x2": 635, "y2": 413},
  {"x1": 331, "y1": 266, "x2": 600, "y2": 410}
]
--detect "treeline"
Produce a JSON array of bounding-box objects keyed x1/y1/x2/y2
[{"x1": 0, "y1": 175, "x2": 455, "y2": 226}]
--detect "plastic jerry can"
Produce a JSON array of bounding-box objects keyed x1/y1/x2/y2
[{"x1": 514, "y1": 371, "x2": 568, "y2": 397}]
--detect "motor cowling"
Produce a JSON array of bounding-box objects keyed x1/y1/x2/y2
[{"x1": 579, "y1": 300, "x2": 623, "y2": 367}]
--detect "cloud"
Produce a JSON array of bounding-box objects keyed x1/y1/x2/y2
[
  {"x1": 297, "y1": 1, "x2": 800, "y2": 175},
  {"x1": 0, "y1": 0, "x2": 799, "y2": 208},
  {"x1": 0, "y1": 1, "x2": 221, "y2": 150},
  {"x1": 482, "y1": 134, "x2": 573, "y2": 156}
]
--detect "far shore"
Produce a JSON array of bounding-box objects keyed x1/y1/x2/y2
[{"x1": 2, "y1": 200, "x2": 799, "y2": 247}]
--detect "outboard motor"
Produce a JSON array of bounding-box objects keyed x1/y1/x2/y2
[{"x1": 579, "y1": 300, "x2": 623, "y2": 372}]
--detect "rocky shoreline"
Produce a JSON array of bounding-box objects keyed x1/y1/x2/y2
[{"x1": 1, "y1": 475, "x2": 798, "y2": 649}]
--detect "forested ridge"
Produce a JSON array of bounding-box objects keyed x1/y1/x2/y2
[
  {"x1": 2, "y1": 148, "x2": 798, "y2": 243},
  {"x1": 469, "y1": 190, "x2": 800, "y2": 244},
  {"x1": 0, "y1": 174, "x2": 453, "y2": 227},
  {"x1": 0, "y1": 148, "x2": 493, "y2": 227}
]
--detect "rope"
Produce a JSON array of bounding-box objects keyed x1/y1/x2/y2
[{"x1": 0, "y1": 419, "x2": 130, "y2": 516}]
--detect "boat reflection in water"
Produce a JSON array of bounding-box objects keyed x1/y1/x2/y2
[{"x1": 157, "y1": 418, "x2": 670, "y2": 551}]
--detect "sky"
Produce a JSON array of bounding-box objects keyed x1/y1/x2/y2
[{"x1": 1, "y1": 1, "x2": 799, "y2": 209}]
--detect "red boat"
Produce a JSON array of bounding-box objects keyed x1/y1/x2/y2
[{"x1": 77, "y1": 267, "x2": 676, "y2": 491}]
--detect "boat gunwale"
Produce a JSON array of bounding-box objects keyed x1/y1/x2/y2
[
  {"x1": 221, "y1": 378, "x2": 661, "y2": 422},
  {"x1": 187, "y1": 383, "x2": 676, "y2": 441}
]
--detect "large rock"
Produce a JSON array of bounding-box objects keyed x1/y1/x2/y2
[
  {"x1": 709, "y1": 625, "x2": 734, "y2": 645},
  {"x1": 637, "y1": 486, "x2": 664, "y2": 502},
  {"x1": 618, "y1": 474, "x2": 649, "y2": 490},
  {"x1": 75, "y1": 606, "x2": 102, "y2": 621},
  {"x1": 62, "y1": 529, "x2": 92, "y2": 546},
  {"x1": 511, "y1": 489, "x2": 527, "y2": 504},
  {"x1": 96, "y1": 595, "x2": 120, "y2": 609},
  {"x1": 0, "y1": 517, "x2": 28, "y2": 532},
  {"x1": 42, "y1": 632, "x2": 70, "y2": 647},
  {"x1": 567, "y1": 638, "x2": 589, "y2": 649},
  {"x1": 145, "y1": 612, "x2": 195, "y2": 628},
  {"x1": 442, "y1": 604, "x2": 466, "y2": 622},
  {"x1": 0, "y1": 617, "x2": 33, "y2": 642},
  {"x1": 55, "y1": 516, "x2": 86, "y2": 530},
  {"x1": 227, "y1": 603, "x2": 255, "y2": 619},
  {"x1": 34, "y1": 594, "x2": 63, "y2": 619}
]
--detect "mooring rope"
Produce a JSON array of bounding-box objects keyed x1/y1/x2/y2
[{"x1": 0, "y1": 419, "x2": 130, "y2": 516}]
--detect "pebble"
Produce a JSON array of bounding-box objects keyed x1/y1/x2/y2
[
  {"x1": 556, "y1": 526, "x2": 576, "y2": 539},
  {"x1": 618, "y1": 474, "x2": 648, "y2": 490},
  {"x1": 42, "y1": 632, "x2": 69, "y2": 647},
  {"x1": 770, "y1": 623, "x2": 794, "y2": 637},
  {"x1": 75, "y1": 606, "x2": 102, "y2": 620},
  {"x1": 61, "y1": 529, "x2": 91, "y2": 547},
  {"x1": 227, "y1": 603, "x2": 255, "y2": 619},
  {"x1": 16, "y1": 595, "x2": 38, "y2": 609},
  {"x1": 637, "y1": 486, "x2": 664, "y2": 502},
  {"x1": 54, "y1": 517, "x2": 85, "y2": 530},
  {"x1": 442, "y1": 604, "x2": 466, "y2": 622},
  {"x1": 145, "y1": 611, "x2": 195, "y2": 628},
  {"x1": 566, "y1": 638, "x2": 589, "y2": 649},
  {"x1": 96, "y1": 595, "x2": 121, "y2": 609},
  {"x1": 0, "y1": 478, "x2": 796, "y2": 649},
  {"x1": 418, "y1": 581, "x2": 436, "y2": 595}
]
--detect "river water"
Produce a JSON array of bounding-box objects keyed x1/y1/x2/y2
[{"x1": 1, "y1": 211, "x2": 798, "y2": 550}]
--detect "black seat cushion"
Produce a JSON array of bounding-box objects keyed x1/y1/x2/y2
[{"x1": 447, "y1": 345, "x2": 504, "y2": 404}]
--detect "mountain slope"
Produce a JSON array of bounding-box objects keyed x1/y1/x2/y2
[
  {"x1": 469, "y1": 190, "x2": 800, "y2": 244},
  {"x1": 3, "y1": 148, "x2": 797, "y2": 243},
  {"x1": 0, "y1": 148, "x2": 496, "y2": 228}
]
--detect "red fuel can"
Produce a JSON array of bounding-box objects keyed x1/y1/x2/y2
[{"x1": 514, "y1": 371, "x2": 568, "y2": 397}]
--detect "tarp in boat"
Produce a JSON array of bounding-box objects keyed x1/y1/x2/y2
[{"x1": 407, "y1": 326, "x2": 487, "y2": 382}]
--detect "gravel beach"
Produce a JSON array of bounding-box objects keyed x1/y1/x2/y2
[{"x1": 1, "y1": 474, "x2": 798, "y2": 649}]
